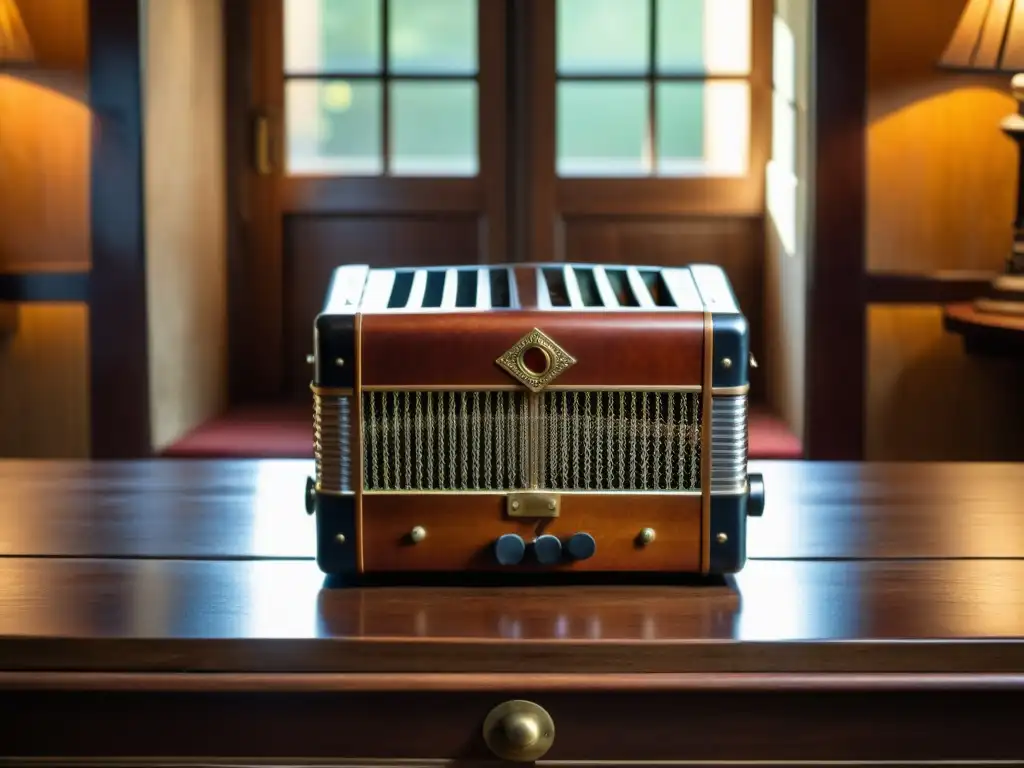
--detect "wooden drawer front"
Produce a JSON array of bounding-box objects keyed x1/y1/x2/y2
[
  {"x1": 361, "y1": 493, "x2": 702, "y2": 572},
  {"x1": 4, "y1": 689, "x2": 1024, "y2": 762}
]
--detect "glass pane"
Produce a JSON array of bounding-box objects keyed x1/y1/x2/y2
[
  {"x1": 389, "y1": 0, "x2": 477, "y2": 75},
  {"x1": 656, "y1": 81, "x2": 748, "y2": 177},
  {"x1": 657, "y1": 0, "x2": 751, "y2": 75},
  {"x1": 284, "y1": 0, "x2": 381, "y2": 74},
  {"x1": 557, "y1": 0, "x2": 649, "y2": 75},
  {"x1": 286, "y1": 80, "x2": 383, "y2": 174},
  {"x1": 390, "y1": 81, "x2": 477, "y2": 176},
  {"x1": 557, "y1": 82, "x2": 649, "y2": 176}
]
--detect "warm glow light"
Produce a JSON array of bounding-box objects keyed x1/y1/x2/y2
[
  {"x1": 704, "y1": 0, "x2": 751, "y2": 75},
  {"x1": 0, "y1": 0, "x2": 33, "y2": 64}
]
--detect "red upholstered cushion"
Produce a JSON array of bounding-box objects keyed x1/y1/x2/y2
[
  {"x1": 160, "y1": 404, "x2": 314, "y2": 459},
  {"x1": 747, "y1": 405, "x2": 804, "y2": 460},
  {"x1": 161, "y1": 403, "x2": 803, "y2": 461}
]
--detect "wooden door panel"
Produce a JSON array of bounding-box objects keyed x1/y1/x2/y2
[{"x1": 284, "y1": 215, "x2": 483, "y2": 398}]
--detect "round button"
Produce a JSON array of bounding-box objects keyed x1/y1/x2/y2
[
  {"x1": 533, "y1": 534, "x2": 563, "y2": 565},
  {"x1": 566, "y1": 532, "x2": 596, "y2": 561},
  {"x1": 495, "y1": 534, "x2": 527, "y2": 566}
]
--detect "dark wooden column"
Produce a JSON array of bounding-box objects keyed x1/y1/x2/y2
[
  {"x1": 804, "y1": 0, "x2": 868, "y2": 459},
  {"x1": 87, "y1": 0, "x2": 151, "y2": 458}
]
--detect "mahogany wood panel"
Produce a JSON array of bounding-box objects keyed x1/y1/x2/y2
[
  {"x1": 284, "y1": 216, "x2": 482, "y2": 397},
  {"x1": 361, "y1": 493, "x2": 702, "y2": 573},
  {"x1": 561, "y1": 217, "x2": 764, "y2": 398},
  {"x1": 359, "y1": 311, "x2": 706, "y2": 387},
  {"x1": 2, "y1": 459, "x2": 1024, "y2": 561},
  {"x1": 4, "y1": 687, "x2": 1024, "y2": 762},
  {"x1": 6, "y1": 557, "x2": 1024, "y2": 673}
]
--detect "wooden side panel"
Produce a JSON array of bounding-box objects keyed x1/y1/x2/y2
[
  {"x1": 361, "y1": 493, "x2": 702, "y2": 573},
  {"x1": 0, "y1": 305, "x2": 89, "y2": 458},
  {"x1": 284, "y1": 216, "x2": 482, "y2": 398},
  {"x1": 866, "y1": 306, "x2": 1024, "y2": 461},
  {"x1": 359, "y1": 311, "x2": 705, "y2": 388},
  {"x1": 867, "y1": 0, "x2": 1014, "y2": 274},
  {"x1": 561, "y1": 218, "x2": 764, "y2": 399}
]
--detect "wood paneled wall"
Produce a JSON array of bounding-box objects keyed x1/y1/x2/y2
[
  {"x1": 143, "y1": 0, "x2": 229, "y2": 450},
  {"x1": 865, "y1": 0, "x2": 1024, "y2": 460},
  {"x1": 0, "y1": 305, "x2": 89, "y2": 458},
  {"x1": 0, "y1": 0, "x2": 91, "y2": 458},
  {"x1": 0, "y1": 73, "x2": 90, "y2": 273}
]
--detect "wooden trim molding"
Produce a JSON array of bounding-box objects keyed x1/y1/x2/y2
[
  {"x1": 803, "y1": 0, "x2": 868, "y2": 460},
  {"x1": 87, "y1": 0, "x2": 152, "y2": 458},
  {"x1": 865, "y1": 272, "x2": 997, "y2": 304},
  {"x1": 0, "y1": 273, "x2": 89, "y2": 303}
]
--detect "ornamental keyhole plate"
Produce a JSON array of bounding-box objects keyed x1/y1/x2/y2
[{"x1": 495, "y1": 328, "x2": 577, "y2": 392}]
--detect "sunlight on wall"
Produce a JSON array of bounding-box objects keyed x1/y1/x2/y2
[
  {"x1": 0, "y1": 73, "x2": 90, "y2": 273},
  {"x1": 702, "y1": 0, "x2": 751, "y2": 74},
  {"x1": 766, "y1": 15, "x2": 798, "y2": 257}
]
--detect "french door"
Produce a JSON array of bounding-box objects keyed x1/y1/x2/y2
[
  {"x1": 239, "y1": 0, "x2": 507, "y2": 401},
  {"x1": 234, "y1": 0, "x2": 768, "y2": 403}
]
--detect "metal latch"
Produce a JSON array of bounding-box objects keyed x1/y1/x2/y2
[{"x1": 507, "y1": 492, "x2": 560, "y2": 518}]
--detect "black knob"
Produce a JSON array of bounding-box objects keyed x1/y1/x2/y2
[
  {"x1": 747, "y1": 473, "x2": 765, "y2": 517},
  {"x1": 304, "y1": 476, "x2": 316, "y2": 515},
  {"x1": 566, "y1": 532, "x2": 596, "y2": 561},
  {"x1": 533, "y1": 534, "x2": 563, "y2": 565},
  {"x1": 495, "y1": 534, "x2": 527, "y2": 566}
]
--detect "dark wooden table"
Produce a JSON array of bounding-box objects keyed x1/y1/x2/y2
[
  {"x1": 3, "y1": 459, "x2": 1024, "y2": 764},
  {"x1": 944, "y1": 301, "x2": 1024, "y2": 356}
]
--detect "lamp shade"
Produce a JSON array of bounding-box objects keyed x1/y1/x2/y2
[
  {"x1": 940, "y1": 0, "x2": 1024, "y2": 72},
  {"x1": 0, "y1": 0, "x2": 33, "y2": 65}
]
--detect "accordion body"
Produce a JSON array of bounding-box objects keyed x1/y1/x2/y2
[{"x1": 305, "y1": 262, "x2": 765, "y2": 579}]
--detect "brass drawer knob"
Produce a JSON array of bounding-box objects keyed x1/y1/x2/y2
[{"x1": 483, "y1": 699, "x2": 555, "y2": 762}]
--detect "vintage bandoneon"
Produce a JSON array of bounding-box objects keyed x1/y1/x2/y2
[{"x1": 305, "y1": 262, "x2": 765, "y2": 578}]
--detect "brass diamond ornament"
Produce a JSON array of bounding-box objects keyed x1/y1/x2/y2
[{"x1": 495, "y1": 328, "x2": 577, "y2": 392}]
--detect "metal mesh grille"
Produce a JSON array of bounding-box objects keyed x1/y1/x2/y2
[
  {"x1": 361, "y1": 389, "x2": 702, "y2": 492},
  {"x1": 362, "y1": 390, "x2": 531, "y2": 491},
  {"x1": 314, "y1": 392, "x2": 352, "y2": 492},
  {"x1": 539, "y1": 390, "x2": 702, "y2": 491}
]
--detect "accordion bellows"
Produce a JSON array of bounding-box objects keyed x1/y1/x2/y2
[{"x1": 305, "y1": 262, "x2": 765, "y2": 579}]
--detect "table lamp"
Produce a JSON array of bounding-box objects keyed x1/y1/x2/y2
[
  {"x1": 940, "y1": 0, "x2": 1024, "y2": 314},
  {"x1": 0, "y1": 0, "x2": 33, "y2": 65}
]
